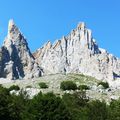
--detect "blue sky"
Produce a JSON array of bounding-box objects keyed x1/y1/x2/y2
[{"x1": 0, "y1": 0, "x2": 120, "y2": 57}]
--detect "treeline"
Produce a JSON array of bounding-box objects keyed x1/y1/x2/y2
[{"x1": 0, "y1": 85, "x2": 120, "y2": 120}]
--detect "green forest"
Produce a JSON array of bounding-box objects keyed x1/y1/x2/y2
[{"x1": 0, "y1": 85, "x2": 120, "y2": 120}]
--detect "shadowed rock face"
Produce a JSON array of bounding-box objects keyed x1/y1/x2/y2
[
  {"x1": 33, "y1": 22, "x2": 120, "y2": 81},
  {"x1": 0, "y1": 20, "x2": 42, "y2": 80}
]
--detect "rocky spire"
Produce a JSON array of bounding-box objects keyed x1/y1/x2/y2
[
  {"x1": 77, "y1": 22, "x2": 86, "y2": 30},
  {"x1": 0, "y1": 19, "x2": 42, "y2": 80},
  {"x1": 7, "y1": 19, "x2": 19, "y2": 41},
  {"x1": 8, "y1": 19, "x2": 15, "y2": 32}
]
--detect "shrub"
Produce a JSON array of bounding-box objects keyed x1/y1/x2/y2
[
  {"x1": 87, "y1": 100, "x2": 108, "y2": 120},
  {"x1": 60, "y1": 81, "x2": 77, "y2": 90},
  {"x1": 108, "y1": 99, "x2": 120, "y2": 120},
  {"x1": 8, "y1": 89, "x2": 29, "y2": 120},
  {"x1": 28, "y1": 92, "x2": 71, "y2": 120},
  {"x1": 8, "y1": 85, "x2": 20, "y2": 91},
  {"x1": 26, "y1": 85, "x2": 32, "y2": 88},
  {"x1": 97, "y1": 81, "x2": 109, "y2": 89},
  {"x1": 78, "y1": 85, "x2": 90, "y2": 90},
  {"x1": 62, "y1": 91, "x2": 89, "y2": 120},
  {"x1": 39, "y1": 82, "x2": 48, "y2": 89},
  {"x1": 0, "y1": 85, "x2": 11, "y2": 119}
]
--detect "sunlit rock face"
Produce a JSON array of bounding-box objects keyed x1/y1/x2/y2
[
  {"x1": 0, "y1": 20, "x2": 42, "y2": 80},
  {"x1": 34, "y1": 22, "x2": 120, "y2": 81},
  {"x1": 0, "y1": 20, "x2": 120, "y2": 82}
]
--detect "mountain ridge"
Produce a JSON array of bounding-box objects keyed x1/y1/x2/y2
[
  {"x1": 0, "y1": 20, "x2": 120, "y2": 83},
  {"x1": 33, "y1": 22, "x2": 120, "y2": 82}
]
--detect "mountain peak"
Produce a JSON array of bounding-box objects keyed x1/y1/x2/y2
[
  {"x1": 77, "y1": 22, "x2": 86, "y2": 30},
  {"x1": 8, "y1": 19, "x2": 15, "y2": 28},
  {"x1": 7, "y1": 19, "x2": 21, "y2": 43},
  {"x1": 8, "y1": 19, "x2": 17, "y2": 34},
  {"x1": 0, "y1": 20, "x2": 42, "y2": 80}
]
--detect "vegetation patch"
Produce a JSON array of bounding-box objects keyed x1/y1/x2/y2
[
  {"x1": 26, "y1": 85, "x2": 32, "y2": 88},
  {"x1": 97, "y1": 81, "x2": 109, "y2": 89},
  {"x1": 38, "y1": 82, "x2": 48, "y2": 89},
  {"x1": 78, "y1": 85, "x2": 90, "y2": 90},
  {"x1": 60, "y1": 81, "x2": 77, "y2": 90},
  {"x1": 0, "y1": 85, "x2": 120, "y2": 120},
  {"x1": 8, "y1": 85, "x2": 20, "y2": 91}
]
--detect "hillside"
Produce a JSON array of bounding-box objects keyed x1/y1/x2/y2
[{"x1": 1, "y1": 73, "x2": 120, "y2": 103}]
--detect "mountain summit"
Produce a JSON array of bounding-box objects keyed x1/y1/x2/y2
[
  {"x1": 33, "y1": 22, "x2": 120, "y2": 81},
  {"x1": 0, "y1": 20, "x2": 42, "y2": 79},
  {"x1": 0, "y1": 20, "x2": 120, "y2": 81}
]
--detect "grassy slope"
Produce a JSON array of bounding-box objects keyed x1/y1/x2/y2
[{"x1": 2, "y1": 73, "x2": 120, "y2": 102}]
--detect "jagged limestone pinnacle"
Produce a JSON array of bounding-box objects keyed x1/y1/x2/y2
[
  {"x1": 8, "y1": 19, "x2": 15, "y2": 32},
  {"x1": 7, "y1": 19, "x2": 18, "y2": 40},
  {"x1": 0, "y1": 19, "x2": 42, "y2": 80},
  {"x1": 77, "y1": 22, "x2": 86, "y2": 30}
]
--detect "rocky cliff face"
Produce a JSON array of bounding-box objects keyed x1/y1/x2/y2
[
  {"x1": 34, "y1": 22, "x2": 120, "y2": 81},
  {"x1": 0, "y1": 20, "x2": 120, "y2": 81},
  {"x1": 0, "y1": 20, "x2": 42, "y2": 79}
]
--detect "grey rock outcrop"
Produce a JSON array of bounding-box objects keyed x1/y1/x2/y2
[
  {"x1": 0, "y1": 20, "x2": 42, "y2": 79},
  {"x1": 34, "y1": 22, "x2": 120, "y2": 81}
]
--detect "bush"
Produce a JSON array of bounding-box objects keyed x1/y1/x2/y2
[
  {"x1": 60, "y1": 81, "x2": 77, "y2": 90},
  {"x1": 87, "y1": 100, "x2": 108, "y2": 120},
  {"x1": 78, "y1": 85, "x2": 90, "y2": 90},
  {"x1": 28, "y1": 92, "x2": 71, "y2": 120},
  {"x1": 108, "y1": 99, "x2": 120, "y2": 120},
  {"x1": 62, "y1": 91, "x2": 89, "y2": 120},
  {"x1": 8, "y1": 90, "x2": 29, "y2": 120},
  {"x1": 39, "y1": 82, "x2": 48, "y2": 89},
  {"x1": 8, "y1": 85, "x2": 20, "y2": 91},
  {"x1": 26, "y1": 85, "x2": 32, "y2": 88},
  {"x1": 97, "y1": 82, "x2": 109, "y2": 89},
  {"x1": 0, "y1": 85, "x2": 11, "y2": 119}
]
